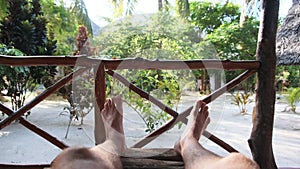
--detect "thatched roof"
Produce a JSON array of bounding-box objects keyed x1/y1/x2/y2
[{"x1": 276, "y1": 1, "x2": 300, "y2": 66}]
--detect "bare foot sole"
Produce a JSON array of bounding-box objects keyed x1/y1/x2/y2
[
  {"x1": 94, "y1": 96, "x2": 126, "y2": 155},
  {"x1": 174, "y1": 100, "x2": 210, "y2": 155},
  {"x1": 101, "y1": 96, "x2": 124, "y2": 135}
]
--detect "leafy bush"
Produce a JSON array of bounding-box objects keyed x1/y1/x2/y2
[{"x1": 0, "y1": 44, "x2": 34, "y2": 116}]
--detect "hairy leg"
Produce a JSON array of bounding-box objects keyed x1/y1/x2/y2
[
  {"x1": 51, "y1": 96, "x2": 125, "y2": 169},
  {"x1": 174, "y1": 100, "x2": 259, "y2": 169}
]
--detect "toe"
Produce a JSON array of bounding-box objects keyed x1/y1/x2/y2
[
  {"x1": 102, "y1": 101, "x2": 108, "y2": 113},
  {"x1": 194, "y1": 100, "x2": 202, "y2": 110},
  {"x1": 200, "y1": 101, "x2": 206, "y2": 109},
  {"x1": 108, "y1": 99, "x2": 113, "y2": 108}
]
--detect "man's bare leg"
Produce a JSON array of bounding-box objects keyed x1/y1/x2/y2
[
  {"x1": 174, "y1": 100, "x2": 259, "y2": 169},
  {"x1": 51, "y1": 96, "x2": 125, "y2": 169}
]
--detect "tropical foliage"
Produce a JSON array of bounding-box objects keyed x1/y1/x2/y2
[
  {"x1": 0, "y1": 44, "x2": 38, "y2": 117},
  {"x1": 40, "y1": 0, "x2": 92, "y2": 55},
  {"x1": 206, "y1": 18, "x2": 259, "y2": 91},
  {"x1": 176, "y1": 0, "x2": 190, "y2": 18},
  {"x1": 188, "y1": 1, "x2": 259, "y2": 91},
  {"x1": 0, "y1": 0, "x2": 56, "y2": 55},
  {"x1": 189, "y1": 1, "x2": 240, "y2": 34},
  {"x1": 109, "y1": 0, "x2": 138, "y2": 17},
  {"x1": 0, "y1": 0, "x2": 7, "y2": 18},
  {"x1": 276, "y1": 66, "x2": 300, "y2": 90},
  {"x1": 206, "y1": 19, "x2": 259, "y2": 61},
  {"x1": 0, "y1": 0, "x2": 57, "y2": 113},
  {"x1": 95, "y1": 13, "x2": 199, "y2": 59},
  {"x1": 40, "y1": 0, "x2": 77, "y2": 54}
]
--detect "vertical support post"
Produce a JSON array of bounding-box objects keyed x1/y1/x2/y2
[
  {"x1": 248, "y1": 0, "x2": 279, "y2": 168},
  {"x1": 94, "y1": 62, "x2": 106, "y2": 145}
]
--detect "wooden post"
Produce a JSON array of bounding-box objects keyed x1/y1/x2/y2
[
  {"x1": 248, "y1": 0, "x2": 279, "y2": 168},
  {"x1": 94, "y1": 62, "x2": 106, "y2": 145}
]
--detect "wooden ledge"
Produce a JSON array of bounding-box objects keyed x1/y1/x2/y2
[
  {"x1": 0, "y1": 148, "x2": 183, "y2": 169},
  {"x1": 122, "y1": 148, "x2": 183, "y2": 169}
]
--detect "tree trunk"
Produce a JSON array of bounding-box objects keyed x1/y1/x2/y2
[
  {"x1": 293, "y1": 0, "x2": 298, "y2": 5},
  {"x1": 240, "y1": 0, "x2": 251, "y2": 27},
  {"x1": 248, "y1": 0, "x2": 279, "y2": 169},
  {"x1": 158, "y1": 0, "x2": 163, "y2": 11}
]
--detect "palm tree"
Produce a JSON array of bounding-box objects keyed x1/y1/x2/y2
[
  {"x1": 70, "y1": 0, "x2": 93, "y2": 36},
  {"x1": 109, "y1": 0, "x2": 138, "y2": 17},
  {"x1": 240, "y1": 0, "x2": 260, "y2": 26},
  {"x1": 109, "y1": 0, "x2": 174, "y2": 17},
  {"x1": 158, "y1": 0, "x2": 171, "y2": 11},
  {"x1": 158, "y1": 0, "x2": 163, "y2": 10},
  {"x1": 125, "y1": 0, "x2": 137, "y2": 15}
]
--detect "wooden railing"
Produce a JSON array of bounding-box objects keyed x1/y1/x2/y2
[{"x1": 0, "y1": 55, "x2": 260, "y2": 154}]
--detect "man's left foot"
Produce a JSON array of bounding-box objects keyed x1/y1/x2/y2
[{"x1": 101, "y1": 96, "x2": 124, "y2": 136}]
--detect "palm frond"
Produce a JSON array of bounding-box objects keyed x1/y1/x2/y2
[
  {"x1": 71, "y1": 0, "x2": 93, "y2": 36},
  {"x1": 125, "y1": 0, "x2": 137, "y2": 16}
]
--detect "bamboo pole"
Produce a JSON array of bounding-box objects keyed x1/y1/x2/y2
[{"x1": 0, "y1": 68, "x2": 88, "y2": 130}]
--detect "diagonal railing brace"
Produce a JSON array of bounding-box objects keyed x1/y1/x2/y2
[{"x1": 0, "y1": 103, "x2": 68, "y2": 149}]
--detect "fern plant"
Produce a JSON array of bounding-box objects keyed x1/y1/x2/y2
[{"x1": 231, "y1": 91, "x2": 253, "y2": 114}]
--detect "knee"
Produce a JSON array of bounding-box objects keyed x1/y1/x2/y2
[
  {"x1": 222, "y1": 153, "x2": 259, "y2": 169},
  {"x1": 51, "y1": 147, "x2": 92, "y2": 168}
]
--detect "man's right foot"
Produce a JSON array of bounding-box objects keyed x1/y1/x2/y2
[
  {"x1": 101, "y1": 96, "x2": 124, "y2": 136},
  {"x1": 174, "y1": 100, "x2": 210, "y2": 154}
]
